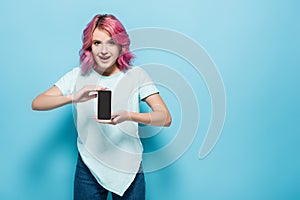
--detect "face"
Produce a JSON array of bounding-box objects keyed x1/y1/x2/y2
[{"x1": 91, "y1": 28, "x2": 121, "y2": 75}]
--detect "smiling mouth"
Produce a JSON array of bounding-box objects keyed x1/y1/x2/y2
[{"x1": 99, "y1": 56, "x2": 111, "y2": 60}]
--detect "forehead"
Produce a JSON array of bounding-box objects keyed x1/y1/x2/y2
[{"x1": 92, "y1": 28, "x2": 111, "y2": 41}]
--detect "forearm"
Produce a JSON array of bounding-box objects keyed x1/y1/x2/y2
[
  {"x1": 129, "y1": 110, "x2": 171, "y2": 127},
  {"x1": 32, "y1": 94, "x2": 72, "y2": 111}
]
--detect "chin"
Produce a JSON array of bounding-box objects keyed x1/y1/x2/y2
[{"x1": 95, "y1": 64, "x2": 113, "y2": 73}]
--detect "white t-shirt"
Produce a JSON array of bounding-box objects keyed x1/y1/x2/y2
[{"x1": 55, "y1": 66, "x2": 158, "y2": 196}]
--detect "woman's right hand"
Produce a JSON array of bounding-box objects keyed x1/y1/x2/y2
[
  {"x1": 32, "y1": 85, "x2": 107, "y2": 111},
  {"x1": 72, "y1": 85, "x2": 107, "y2": 103}
]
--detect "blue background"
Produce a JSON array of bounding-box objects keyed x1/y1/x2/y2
[{"x1": 1, "y1": 0, "x2": 299, "y2": 199}]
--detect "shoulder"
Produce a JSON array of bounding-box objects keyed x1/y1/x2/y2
[
  {"x1": 56, "y1": 67, "x2": 81, "y2": 85},
  {"x1": 61, "y1": 67, "x2": 81, "y2": 78},
  {"x1": 69, "y1": 67, "x2": 81, "y2": 75},
  {"x1": 124, "y1": 66, "x2": 149, "y2": 77},
  {"x1": 55, "y1": 67, "x2": 81, "y2": 95},
  {"x1": 123, "y1": 66, "x2": 156, "y2": 88}
]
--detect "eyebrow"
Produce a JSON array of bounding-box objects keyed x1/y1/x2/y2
[
  {"x1": 92, "y1": 38, "x2": 114, "y2": 42},
  {"x1": 92, "y1": 39, "x2": 101, "y2": 42}
]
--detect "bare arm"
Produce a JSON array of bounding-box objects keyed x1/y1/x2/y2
[
  {"x1": 32, "y1": 85, "x2": 105, "y2": 111},
  {"x1": 32, "y1": 86, "x2": 71, "y2": 111},
  {"x1": 130, "y1": 93, "x2": 172, "y2": 127}
]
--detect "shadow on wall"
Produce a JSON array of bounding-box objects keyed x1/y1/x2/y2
[
  {"x1": 139, "y1": 102, "x2": 181, "y2": 199},
  {"x1": 21, "y1": 112, "x2": 78, "y2": 198}
]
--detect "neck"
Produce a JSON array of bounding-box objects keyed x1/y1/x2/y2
[{"x1": 94, "y1": 64, "x2": 120, "y2": 76}]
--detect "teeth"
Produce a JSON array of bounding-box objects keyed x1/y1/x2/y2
[{"x1": 100, "y1": 56, "x2": 110, "y2": 59}]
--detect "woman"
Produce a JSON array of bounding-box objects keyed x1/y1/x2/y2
[{"x1": 32, "y1": 14, "x2": 172, "y2": 200}]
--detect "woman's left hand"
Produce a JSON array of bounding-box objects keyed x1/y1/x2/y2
[{"x1": 94, "y1": 110, "x2": 130, "y2": 125}]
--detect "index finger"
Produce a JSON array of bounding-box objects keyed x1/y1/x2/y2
[{"x1": 85, "y1": 85, "x2": 108, "y2": 91}]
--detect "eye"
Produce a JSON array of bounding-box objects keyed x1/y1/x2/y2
[
  {"x1": 107, "y1": 40, "x2": 116, "y2": 45},
  {"x1": 93, "y1": 41, "x2": 101, "y2": 45}
]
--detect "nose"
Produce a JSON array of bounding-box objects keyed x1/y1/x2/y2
[{"x1": 100, "y1": 44, "x2": 108, "y2": 55}]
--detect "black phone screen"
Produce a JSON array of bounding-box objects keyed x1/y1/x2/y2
[{"x1": 97, "y1": 90, "x2": 111, "y2": 120}]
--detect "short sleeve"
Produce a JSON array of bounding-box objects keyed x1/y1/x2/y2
[
  {"x1": 55, "y1": 67, "x2": 80, "y2": 95},
  {"x1": 137, "y1": 67, "x2": 159, "y2": 101}
]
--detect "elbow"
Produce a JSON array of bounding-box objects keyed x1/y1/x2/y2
[
  {"x1": 31, "y1": 100, "x2": 38, "y2": 110},
  {"x1": 31, "y1": 98, "x2": 41, "y2": 111},
  {"x1": 164, "y1": 116, "x2": 172, "y2": 127}
]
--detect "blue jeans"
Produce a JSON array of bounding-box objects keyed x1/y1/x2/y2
[{"x1": 74, "y1": 155, "x2": 145, "y2": 200}]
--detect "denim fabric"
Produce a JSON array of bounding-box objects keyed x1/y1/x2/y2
[{"x1": 74, "y1": 155, "x2": 145, "y2": 200}]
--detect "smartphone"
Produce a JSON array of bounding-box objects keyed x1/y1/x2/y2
[{"x1": 97, "y1": 90, "x2": 111, "y2": 120}]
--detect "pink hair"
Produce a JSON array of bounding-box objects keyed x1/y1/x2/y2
[{"x1": 79, "y1": 14, "x2": 135, "y2": 74}]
